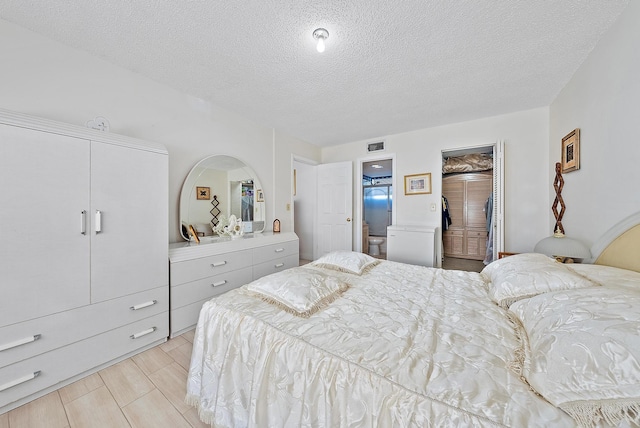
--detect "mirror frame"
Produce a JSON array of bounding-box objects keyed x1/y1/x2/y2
[{"x1": 179, "y1": 155, "x2": 265, "y2": 241}]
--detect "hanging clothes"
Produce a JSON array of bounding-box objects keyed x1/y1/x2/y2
[
  {"x1": 483, "y1": 192, "x2": 494, "y2": 264},
  {"x1": 442, "y1": 196, "x2": 452, "y2": 231}
]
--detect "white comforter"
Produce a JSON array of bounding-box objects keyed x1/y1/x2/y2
[{"x1": 186, "y1": 261, "x2": 574, "y2": 427}]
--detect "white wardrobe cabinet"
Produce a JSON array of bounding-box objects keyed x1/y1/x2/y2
[{"x1": 0, "y1": 109, "x2": 168, "y2": 413}]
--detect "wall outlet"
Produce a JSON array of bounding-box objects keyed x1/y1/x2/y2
[{"x1": 430, "y1": 203, "x2": 437, "y2": 212}]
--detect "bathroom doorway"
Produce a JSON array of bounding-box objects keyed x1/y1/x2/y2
[{"x1": 360, "y1": 158, "x2": 394, "y2": 258}]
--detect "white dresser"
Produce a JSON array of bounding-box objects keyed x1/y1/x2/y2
[
  {"x1": 169, "y1": 232, "x2": 298, "y2": 337},
  {"x1": 0, "y1": 109, "x2": 168, "y2": 413}
]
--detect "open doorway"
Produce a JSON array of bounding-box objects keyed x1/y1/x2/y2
[
  {"x1": 441, "y1": 143, "x2": 504, "y2": 271},
  {"x1": 360, "y1": 158, "x2": 393, "y2": 259}
]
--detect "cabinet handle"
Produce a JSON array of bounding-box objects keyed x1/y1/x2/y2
[
  {"x1": 0, "y1": 334, "x2": 41, "y2": 352},
  {"x1": 0, "y1": 371, "x2": 41, "y2": 392},
  {"x1": 129, "y1": 300, "x2": 157, "y2": 311},
  {"x1": 95, "y1": 210, "x2": 102, "y2": 233},
  {"x1": 274, "y1": 248, "x2": 284, "y2": 253},
  {"x1": 274, "y1": 263, "x2": 285, "y2": 268},
  {"x1": 130, "y1": 327, "x2": 156, "y2": 339},
  {"x1": 80, "y1": 210, "x2": 87, "y2": 235},
  {"x1": 211, "y1": 261, "x2": 227, "y2": 268},
  {"x1": 212, "y1": 280, "x2": 227, "y2": 287}
]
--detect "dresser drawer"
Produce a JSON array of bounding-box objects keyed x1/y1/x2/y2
[
  {"x1": 170, "y1": 267, "x2": 252, "y2": 309},
  {"x1": 170, "y1": 249, "x2": 251, "y2": 285},
  {"x1": 0, "y1": 286, "x2": 167, "y2": 369},
  {"x1": 252, "y1": 240, "x2": 298, "y2": 265},
  {"x1": 170, "y1": 298, "x2": 210, "y2": 338},
  {"x1": 0, "y1": 312, "x2": 167, "y2": 411},
  {"x1": 253, "y1": 254, "x2": 299, "y2": 279}
]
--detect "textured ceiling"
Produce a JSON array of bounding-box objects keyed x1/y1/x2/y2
[{"x1": 0, "y1": 1, "x2": 629, "y2": 147}]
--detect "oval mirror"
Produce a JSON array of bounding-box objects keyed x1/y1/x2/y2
[{"x1": 179, "y1": 155, "x2": 265, "y2": 240}]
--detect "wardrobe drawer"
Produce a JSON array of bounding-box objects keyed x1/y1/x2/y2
[
  {"x1": 170, "y1": 267, "x2": 252, "y2": 309},
  {"x1": 253, "y1": 254, "x2": 299, "y2": 279},
  {"x1": 0, "y1": 312, "x2": 167, "y2": 411},
  {"x1": 252, "y1": 240, "x2": 298, "y2": 265},
  {"x1": 0, "y1": 286, "x2": 167, "y2": 369},
  {"x1": 170, "y1": 249, "x2": 251, "y2": 285}
]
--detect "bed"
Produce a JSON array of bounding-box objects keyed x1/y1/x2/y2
[{"x1": 186, "y1": 214, "x2": 640, "y2": 427}]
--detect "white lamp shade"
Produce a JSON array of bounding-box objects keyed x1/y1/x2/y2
[{"x1": 534, "y1": 235, "x2": 591, "y2": 259}]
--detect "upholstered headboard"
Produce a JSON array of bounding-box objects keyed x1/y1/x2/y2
[{"x1": 590, "y1": 212, "x2": 640, "y2": 273}]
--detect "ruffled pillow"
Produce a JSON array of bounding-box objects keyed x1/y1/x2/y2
[
  {"x1": 566, "y1": 263, "x2": 640, "y2": 292},
  {"x1": 311, "y1": 251, "x2": 380, "y2": 275},
  {"x1": 509, "y1": 287, "x2": 640, "y2": 427},
  {"x1": 246, "y1": 267, "x2": 349, "y2": 318},
  {"x1": 481, "y1": 253, "x2": 597, "y2": 308}
]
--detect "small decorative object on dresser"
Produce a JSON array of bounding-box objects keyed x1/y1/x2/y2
[{"x1": 273, "y1": 218, "x2": 281, "y2": 233}]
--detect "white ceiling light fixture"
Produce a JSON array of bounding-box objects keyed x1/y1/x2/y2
[{"x1": 312, "y1": 28, "x2": 329, "y2": 53}]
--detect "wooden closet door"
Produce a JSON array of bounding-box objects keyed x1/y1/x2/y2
[{"x1": 0, "y1": 125, "x2": 90, "y2": 326}]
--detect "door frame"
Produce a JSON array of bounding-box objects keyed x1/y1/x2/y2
[
  {"x1": 291, "y1": 155, "x2": 318, "y2": 261},
  {"x1": 441, "y1": 141, "x2": 504, "y2": 263},
  {"x1": 356, "y1": 153, "x2": 397, "y2": 252}
]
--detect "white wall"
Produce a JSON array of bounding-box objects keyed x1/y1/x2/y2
[
  {"x1": 322, "y1": 108, "x2": 550, "y2": 253},
  {"x1": 0, "y1": 20, "x2": 319, "y2": 243},
  {"x1": 549, "y1": 1, "x2": 640, "y2": 249}
]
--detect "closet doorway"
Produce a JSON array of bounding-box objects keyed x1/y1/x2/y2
[{"x1": 441, "y1": 143, "x2": 504, "y2": 270}]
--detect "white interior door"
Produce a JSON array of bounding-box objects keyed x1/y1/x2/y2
[{"x1": 316, "y1": 161, "x2": 353, "y2": 258}]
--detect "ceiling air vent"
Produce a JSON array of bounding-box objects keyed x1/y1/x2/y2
[{"x1": 367, "y1": 141, "x2": 385, "y2": 153}]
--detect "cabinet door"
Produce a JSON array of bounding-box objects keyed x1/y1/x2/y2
[
  {"x1": 0, "y1": 125, "x2": 90, "y2": 325},
  {"x1": 466, "y1": 179, "x2": 492, "y2": 229},
  {"x1": 90, "y1": 142, "x2": 168, "y2": 302}
]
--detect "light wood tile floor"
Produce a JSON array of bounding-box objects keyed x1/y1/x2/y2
[{"x1": 0, "y1": 331, "x2": 207, "y2": 428}]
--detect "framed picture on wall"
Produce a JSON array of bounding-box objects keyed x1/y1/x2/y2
[
  {"x1": 561, "y1": 128, "x2": 580, "y2": 173},
  {"x1": 196, "y1": 186, "x2": 211, "y2": 200},
  {"x1": 404, "y1": 173, "x2": 432, "y2": 195}
]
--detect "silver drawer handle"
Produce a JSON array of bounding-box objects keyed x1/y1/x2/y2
[
  {"x1": 129, "y1": 300, "x2": 157, "y2": 311},
  {"x1": 0, "y1": 334, "x2": 41, "y2": 352},
  {"x1": 211, "y1": 261, "x2": 227, "y2": 267},
  {"x1": 0, "y1": 371, "x2": 41, "y2": 392},
  {"x1": 274, "y1": 248, "x2": 285, "y2": 253},
  {"x1": 274, "y1": 263, "x2": 285, "y2": 268},
  {"x1": 130, "y1": 327, "x2": 156, "y2": 339},
  {"x1": 212, "y1": 280, "x2": 227, "y2": 287}
]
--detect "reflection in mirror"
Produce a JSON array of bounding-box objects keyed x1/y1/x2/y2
[{"x1": 179, "y1": 155, "x2": 265, "y2": 241}]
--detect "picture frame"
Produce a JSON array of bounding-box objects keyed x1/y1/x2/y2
[
  {"x1": 196, "y1": 186, "x2": 211, "y2": 200},
  {"x1": 561, "y1": 128, "x2": 580, "y2": 173},
  {"x1": 404, "y1": 173, "x2": 432, "y2": 195},
  {"x1": 256, "y1": 189, "x2": 264, "y2": 202}
]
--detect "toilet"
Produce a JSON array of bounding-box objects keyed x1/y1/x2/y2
[{"x1": 368, "y1": 237, "x2": 384, "y2": 256}]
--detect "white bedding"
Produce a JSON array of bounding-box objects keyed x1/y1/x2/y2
[{"x1": 186, "y1": 260, "x2": 576, "y2": 427}]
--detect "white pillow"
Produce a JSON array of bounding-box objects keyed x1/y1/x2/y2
[
  {"x1": 509, "y1": 288, "x2": 640, "y2": 427},
  {"x1": 246, "y1": 267, "x2": 349, "y2": 318},
  {"x1": 481, "y1": 253, "x2": 597, "y2": 308},
  {"x1": 566, "y1": 263, "x2": 640, "y2": 292},
  {"x1": 311, "y1": 251, "x2": 380, "y2": 275}
]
